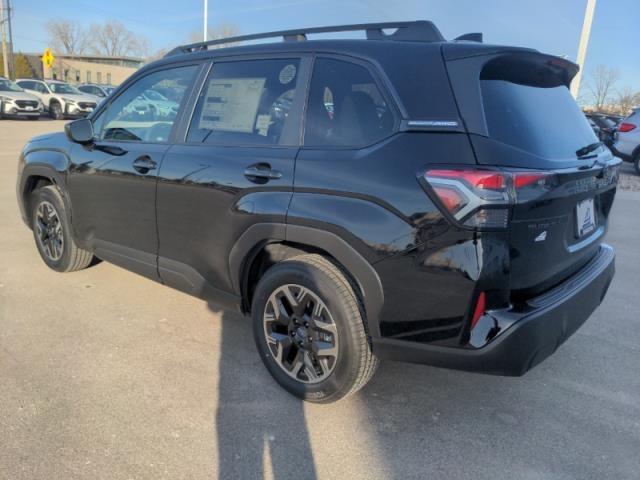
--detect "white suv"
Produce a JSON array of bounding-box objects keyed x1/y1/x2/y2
[
  {"x1": 15, "y1": 79, "x2": 99, "y2": 120},
  {"x1": 613, "y1": 109, "x2": 640, "y2": 174},
  {"x1": 0, "y1": 77, "x2": 43, "y2": 120}
]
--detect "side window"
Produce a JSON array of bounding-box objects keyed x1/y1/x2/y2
[
  {"x1": 37, "y1": 83, "x2": 49, "y2": 94},
  {"x1": 304, "y1": 58, "x2": 394, "y2": 147},
  {"x1": 94, "y1": 65, "x2": 198, "y2": 143},
  {"x1": 187, "y1": 58, "x2": 301, "y2": 146}
]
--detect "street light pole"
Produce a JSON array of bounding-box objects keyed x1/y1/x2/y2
[
  {"x1": 203, "y1": 0, "x2": 208, "y2": 42},
  {"x1": 571, "y1": 0, "x2": 597, "y2": 99}
]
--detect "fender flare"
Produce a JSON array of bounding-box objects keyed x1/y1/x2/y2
[
  {"x1": 228, "y1": 223, "x2": 384, "y2": 338},
  {"x1": 18, "y1": 162, "x2": 69, "y2": 224}
]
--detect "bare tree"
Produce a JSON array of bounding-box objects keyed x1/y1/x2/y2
[
  {"x1": 586, "y1": 65, "x2": 620, "y2": 111},
  {"x1": 616, "y1": 86, "x2": 640, "y2": 116},
  {"x1": 90, "y1": 20, "x2": 149, "y2": 57},
  {"x1": 189, "y1": 22, "x2": 241, "y2": 47},
  {"x1": 45, "y1": 20, "x2": 90, "y2": 55}
]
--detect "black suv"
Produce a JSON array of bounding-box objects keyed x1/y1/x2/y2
[{"x1": 16, "y1": 22, "x2": 619, "y2": 403}]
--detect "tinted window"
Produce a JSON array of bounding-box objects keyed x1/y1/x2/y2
[
  {"x1": 48, "y1": 83, "x2": 80, "y2": 94},
  {"x1": 481, "y1": 80, "x2": 597, "y2": 158},
  {"x1": 18, "y1": 81, "x2": 35, "y2": 91},
  {"x1": 0, "y1": 79, "x2": 23, "y2": 92},
  {"x1": 187, "y1": 58, "x2": 301, "y2": 146},
  {"x1": 95, "y1": 65, "x2": 197, "y2": 143},
  {"x1": 304, "y1": 58, "x2": 394, "y2": 147}
]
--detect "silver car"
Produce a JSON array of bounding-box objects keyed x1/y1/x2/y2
[
  {"x1": 16, "y1": 79, "x2": 100, "y2": 120},
  {"x1": 0, "y1": 77, "x2": 43, "y2": 120},
  {"x1": 613, "y1": 108, "x2": 640, "y2": 174}
]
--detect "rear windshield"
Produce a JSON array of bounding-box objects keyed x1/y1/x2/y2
[{"x1": 481, "y1": 80, "x2": 597, "y2": 159}]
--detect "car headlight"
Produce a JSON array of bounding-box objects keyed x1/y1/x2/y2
[
  {"x1": 0, "y1": 96, "x2": 14, "y2": 104},
  {"x1": 62, "y1": 97, "x2": 77, "y2": 105}
]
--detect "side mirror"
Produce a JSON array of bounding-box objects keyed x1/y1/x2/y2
[{"x1": 65, "y1": 118, "x2": 94, "y2": 144}]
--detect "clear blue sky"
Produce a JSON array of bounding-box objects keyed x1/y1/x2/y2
[{"x1": 11, "y1": 0, "x2": 640, "y2": 89}]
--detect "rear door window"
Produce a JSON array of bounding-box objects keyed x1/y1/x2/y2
[
  {"x1": 481, "y1": 80, "x2": 597, "y2": 159},
  {"x1": 187, "y1": 58, "x2": 302, "y2": 146},
  {"x1": 304, "y1": 58, "x2": 395, "y2": 147}
]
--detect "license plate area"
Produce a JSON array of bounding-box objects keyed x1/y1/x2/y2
[{"x1": 576, "y1": 198, "x2": 596, "y2": 238}]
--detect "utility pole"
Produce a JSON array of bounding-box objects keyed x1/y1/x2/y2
[
  {"x1": 203, "y1": 0, "x2": 208, "y2": 42},
  {"x1": 0, "y1": 0, "x2": 9, "y2": 78},
  {"x1": 571, "y1": 0, "x2": 597, "y2": 99},
  {"x1": 6, "y1": 0, "x2": 13, "y2": 79}
]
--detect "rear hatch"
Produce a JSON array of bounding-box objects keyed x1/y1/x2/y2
[{"x1": 444, "y1": 46, "x2": 620, "y2": 297}]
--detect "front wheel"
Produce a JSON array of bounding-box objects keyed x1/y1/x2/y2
[
  {"x1": 31, "y1": 186, "x2": 94, "y2": 272},
  {"x1": 252, "y1": 254, "x2": 378, "y2": 403},
  {"x1": 49, "y1": 102, "x2": 63, "y2": 120}
]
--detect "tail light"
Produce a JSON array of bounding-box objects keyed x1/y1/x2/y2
[
  {"x1": 618, "y1": 122, "x2": 636, "y2": 133},
  {"x1": 470, "y1": 291, "x2": 486, "y2": 330},
  {"x1": 423, "y1": 168, "x2": 555, "y2": 230}
]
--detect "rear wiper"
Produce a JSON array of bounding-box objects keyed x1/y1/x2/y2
[{"x1": 576, "y1": 141, "x2": 603, "y2": 158}]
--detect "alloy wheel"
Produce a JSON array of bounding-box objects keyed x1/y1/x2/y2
[
  {"x1": 35, "y1": 201, "x2": 64, "y2": 261},
  {"x1": 263, "y1": 284, "x2": 339, "y2": 384}
]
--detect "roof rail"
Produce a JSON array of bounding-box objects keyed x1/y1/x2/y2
[{"x1": 165, "y1": 21, "x2": 445, "y2": 57}]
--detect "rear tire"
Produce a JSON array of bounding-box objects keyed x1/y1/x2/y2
[
  {"x1": 31, "y1": 185, "x2": 93, "y2": 272},
  {"x1": 634, "y1": 153, "x2": 640, "y2": 176},
  {"x1": 252, "y1": 254, "x2": 378, "y2": 403}
]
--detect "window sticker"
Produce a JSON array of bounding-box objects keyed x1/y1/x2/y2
[
  {"x1": 255, "y1": 114, "x2": 272, "y2": 136},
  {"x1": 199, "y1": 77, "x2": 265, "y2": 133},
  {"x1": 279, "y1": 64, "x2": 297, "y2": 85}
]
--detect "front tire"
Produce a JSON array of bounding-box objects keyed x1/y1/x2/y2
[
  {"x1": 252, "y1": 254, "x2": 378, "y2": 403},
  {"x1": 31, "y1": 185, "x2": 93, "y2": 272},
  {"x1": 49, "y1": 102, "x2": 63, "y2": 120}
]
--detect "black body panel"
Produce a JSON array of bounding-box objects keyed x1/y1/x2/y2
[{"x1": 156, "y1": 144, "x2": 297, "y2": 294}]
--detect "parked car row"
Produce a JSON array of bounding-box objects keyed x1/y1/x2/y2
[
  {"x1": 584, "y1": 110, "x2": 640, "y2": 175},
  {"x1": 611, "y1": 108, "x2": 640, "y2": 174},
  {"x1": 0, "y1": 77, "x2": 118, "y2": 121}
]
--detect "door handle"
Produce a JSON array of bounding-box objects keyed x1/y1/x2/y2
[
  {"x1": 132, "y1": 155, "x2": 157, "y2": 174},
  {"x1": 244, "y1": 164, "x2": 283, "y2": 181}
]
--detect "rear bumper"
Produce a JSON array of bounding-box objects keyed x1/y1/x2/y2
[{"x1": 373, "y1": 244, "x2": 615, "y2": 376}]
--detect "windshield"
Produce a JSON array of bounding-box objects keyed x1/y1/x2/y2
[
  {"x1": 0, "y1": 79, "x2": 23, "y2": 92},
  {"x1": 143, "y1": 90, "x2": 167, "y2": 101},
  {"x1": 481, "y1": 80, "x2": 597, "y2": 159},
  {"x1": 48, "y1": 82, "x2": 81, "y2": 94}
]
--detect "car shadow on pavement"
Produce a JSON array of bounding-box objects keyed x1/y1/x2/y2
[{"x1": 207, "y1": 302, "x2": 317, "y2": 480}]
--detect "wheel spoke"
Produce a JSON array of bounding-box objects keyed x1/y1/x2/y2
[
  {"x1": 312, "y1": 340, "x2": 338, "y2": 359},
  {"x1": 313, "y1": 316, "x2": 337, "y2": 336},
  {"x1": 270, "y1": 296, "x2": 291, "y2": 325},
  {"x1": 281, "y1": 285, "x2": 300, "y2": 311},
  {"x1": 303, "y1": 352, "x2": 319, "y2": 381},
  {"x1": 289, "y1": 349, "x2": 305, "y2": 376}
]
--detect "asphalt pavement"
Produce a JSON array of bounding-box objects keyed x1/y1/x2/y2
[{"x1": 1, "y1": 119, "x2": 639, "y2": 480}]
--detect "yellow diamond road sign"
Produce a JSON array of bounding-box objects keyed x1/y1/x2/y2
[{"x1": 42, "y1": 48, "x2": 55, "y2": 69}]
